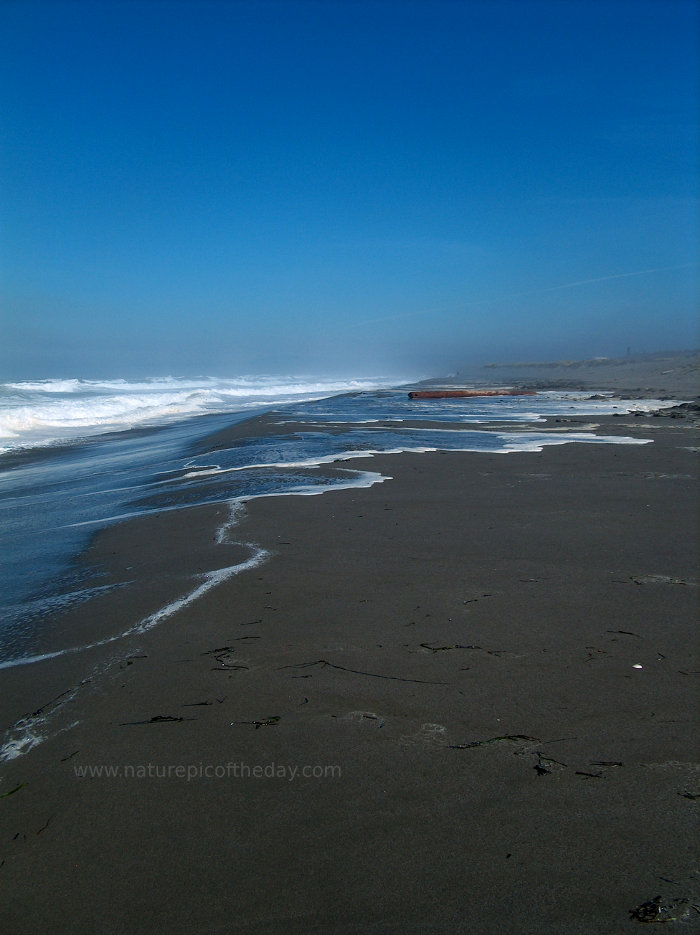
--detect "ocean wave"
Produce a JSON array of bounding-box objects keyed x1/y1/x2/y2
[
  {"x1": 3, "y1": 375, "x2": 400, "y2": 395},
  {"x1": 0, "y1": 374, "x2": 406, "y2": 450}
]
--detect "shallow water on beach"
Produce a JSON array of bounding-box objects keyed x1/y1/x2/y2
[{"x1": 0, "y1": 386, "x2": 671, "y2": 667}]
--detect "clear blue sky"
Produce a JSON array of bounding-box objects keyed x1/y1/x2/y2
[{"x1": 1, "y1": 0, "x2": 698, "y2": 379}]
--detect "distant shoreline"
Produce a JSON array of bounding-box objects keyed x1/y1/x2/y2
[{"x1": 428, "y1": 349, "x2": 699, "y2": 399}]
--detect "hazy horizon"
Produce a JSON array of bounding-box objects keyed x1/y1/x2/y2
[
  {"x1": 1, "y1": 345, "x2": 698, "y2": 387},
  {"x1": 1, "y1": 0, "x2": 698, "y2": 381}
]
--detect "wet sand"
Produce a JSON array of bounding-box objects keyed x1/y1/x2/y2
[{"x1": 0, "y1": 378, "x2": 698, "y2": 932}]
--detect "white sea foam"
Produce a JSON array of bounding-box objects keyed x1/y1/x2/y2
[
  {"x1": 0, "y1": 725, "x2": 46, "y2": 761},
  {"x1": 259, "y1": 469, "x2": 392, "y2": 498},
  {"x1": 0, "y1": 545, "x2": 269, "y2": 675},
  {"x1": 215, "y1": 500, "x2": 248, "y2": 544},
  {"x1": 174, "y1": 430, "x2": 651, "y2": 480},
  {"x1": 0, "y1": 374, "x2": 407, "y2": 450},
  {"x1": 128, "y1": 548, "x2": 269, "y2": 637},
  {"x1": 178, "y1": 449, "x2": 435, "y2": 479},
  {"x1": 0, "y1": 678, "x2": 88, "y2": 762},
  {"x1": 4, "y1": 375, "x2": 396, "y2": 396},
  {"x1": 499, "y1": 432, "x2": 652, "y2": 453}
]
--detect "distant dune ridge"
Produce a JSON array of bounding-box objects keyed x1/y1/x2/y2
[{"x1": 444, "y1": 349, "x2": 699, "y2": 398}]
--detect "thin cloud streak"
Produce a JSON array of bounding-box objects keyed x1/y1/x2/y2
[{"x1": 355, "y1": 263, "x2": 699, "y2": 328}]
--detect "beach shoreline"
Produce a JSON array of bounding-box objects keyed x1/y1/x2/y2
[{"x1": 0, "y1": 360, "x2": 698, "y2": 933}]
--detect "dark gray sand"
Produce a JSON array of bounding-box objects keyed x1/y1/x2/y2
[{"x1": 0, "y1": 363, "x2": 698, "y2": 933}]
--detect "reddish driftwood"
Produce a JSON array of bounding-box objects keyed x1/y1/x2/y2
[{"x1": 408, "y1": 389, "x2": 536, "y2": 399}]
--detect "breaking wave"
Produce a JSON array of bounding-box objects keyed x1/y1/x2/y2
[{"x1": 0, "y1": 374, "x2": 407, "y2": 452}]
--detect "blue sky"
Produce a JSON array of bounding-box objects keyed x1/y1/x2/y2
[{"x1": 1, "y1": 0, "x2": 697, "y2": 379}]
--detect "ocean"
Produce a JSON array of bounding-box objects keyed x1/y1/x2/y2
[{"x1": 0, "y1": 374, "x2": 673, "y2": 676}]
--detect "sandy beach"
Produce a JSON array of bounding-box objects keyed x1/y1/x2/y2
[
  {"x1": 0, "y1": 356, "x2": 698, "y2": 934},
  {"x1": 4, "y1": 0, "x2": 698, "y2": 926}
]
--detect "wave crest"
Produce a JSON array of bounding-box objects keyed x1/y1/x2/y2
[{"x1": 0, "y1": 374, "x2": 406, "y2": 450}]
